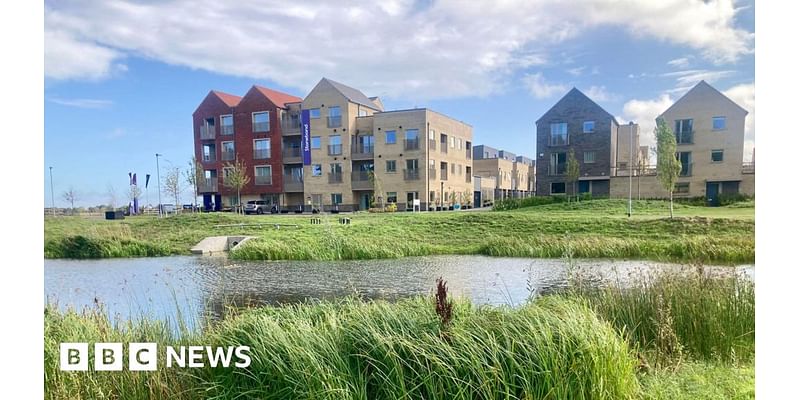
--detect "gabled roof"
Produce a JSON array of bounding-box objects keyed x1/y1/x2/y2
[
  {"x1": 253, "y1": 85, "x2": 303, "y2": 108},
  {"x1": 536, "y1": 87, "x2": 617, "y2": 124},
  {"x1": 210, "y1": 90, "x2": 242, "y2": 107},
  {"x1": 319, "y1": 77, "x2": 381, "y2": 111},
  {"x1": 659, "y1": 80, "x2": 748, "y2": 118}
]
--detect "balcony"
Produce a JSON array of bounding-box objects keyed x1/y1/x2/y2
[
  {"x1": 549, "y1": 135, "x2": 568, "y2": 146},
  {"x1": 253, "y1": 122, "x2": 270, "y2": 133},
  {"x1": 351, "y1": 171, "x2": 373, "y2": 190},
  {"x1": 548, "y1": 165, "x2": 566, "y2": 176},
  {"x1": 404, "y1": 138, "x2": 420, "y2": 151},
  {"x1": 255, "y1": 175, "x2": 273, "y2": 185},
  {"x1": 679, "y1": 163, "x2": 693, "y2": 177},
  {"x1": 428, "y1": 168, "x2": 436, "y2": 180},
  {"x1": 327, "y1": 116, "x2": 342, "y2": 128},
  {"x1": 283, "y1": 175, "x2": 304, "y2": 192},
  {"x1": 351, "y1": 143, "x2": 374, "y2": 160},
  {"x1": 328, "y1": 144, "x2": 343, "y2": 156},
  {"x1": 281, "y1": 118, "x2": 302, "y2": 135},
  {"x1": 200, "y1": 125, "x2": 215, "y2": 140},
  {"x1": 675, "y1": 131, "x2": 694, "y2": 145},
  {"x1": 202, "y1": 153, "x2": 217, "y2": 163},
  {"x1": 429, "y1": 139, "x2": 436, "y2": 150},
  {"x1": 440, "y1": 143, "x2": 448, "y2": 153},
  {"x1": 282, "y1": 147, "x2": 301, "y2": 163},
  {"x1": 253, "y1": 149, "x2": 271, "y2": 160},
  {"x1": 440, "y1": 169, "x2": 448, "y2": 181},
  {"x1": 404, "y1": 169, "x2": 420, "y2": 181},
  {"x1": 742, "y1": 162, "x2": 755, "y2": 174},
  {"x1": 328, "y1": 172, "x2": 343, "y2": 184},
  {"x1": 198, "y1": 178, "x2": 218, "y2": 193},
  {"x1": 221, "y1": 150, "x2": 235, "y2": 162},
  {"x1": 220, "y1": 125, "x2": 234, "y2": 136}
]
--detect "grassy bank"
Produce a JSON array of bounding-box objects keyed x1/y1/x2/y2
[
  {"x1": 45, "y1": 272, "x2": 754, "y2": 399},
  {"x1": 44, "y1": 199, "x2": 754, "y2": 263}
]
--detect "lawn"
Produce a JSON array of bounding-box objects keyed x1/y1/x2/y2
[{"x1": 44, "y1": 199, "x2": 755, "y2": 263}]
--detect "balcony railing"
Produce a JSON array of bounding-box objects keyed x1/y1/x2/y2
[
  {"x1": 327, "y1": 116, "x2": 342, "y2": 128},
  {"x1": 548, "y1": 165, "x2": 566, "y2": 176},
  {"x1": 221, "y1": 150, "x2": 235, "y2": 161},
  {"x1": 351, "y1": 143, "x2": 374, "y2": 160},
  {"x1": 220, "y1": 125, "x2": 234, "y2": 135},
  {"x1": 440, "y1": 143, "x2": 448, "y2": 153},
  {"x1": 254, "y1": 149, "x2": 270, "y2": 160},
  {"x1": 549, "y1": 135, "x2": 568, "y2": 146},
  {"x1": 404, "y1": 169, "x2": 420, "y2": 181},
  {"x1": 328, "y1": 144, "x2": 343, "y2": 155},
  {"x1": 675, "y1": 131, "x2": 693, "y2": 145},
  {"x1": 328, "y1": 172, "x2": 343, "y2": 184},
  {"x1": 200, "y1": 125, "x2": 215, "y2": 140},
  {"x1": 198, "y1": 178, "x2": 218, "y2": 193},
  {"x1": 614, "y1": 164, "x2": 657, "y2": 177},
  {"x1": 742, "y1": 162, "x2": 755, "y2": 174},
  {"x1": 202, "y1": 153, "x2": 217, "y2": 163},
  {"x1": 281, "y1": 117, "x2": 302, "y2": 134},
  {"x1": 429, "y1": 139, "x2": 436, "y2": 150},
  {"x1": 283, "y1": 175, "x2": 304, "y2": 192},
  {"x1": 351, "y1": 171, "x2": 373, "y2": 190},
  {"x1": 253, "y1": 122, "x2": 270, "y2": 133},
  {"x1": 679, "y1": 163, "x2": 693, "y2": 177},
  {"x1": 282, "y1": 147, "x2": 301, "y2": 163},
  {"x1": 428, "y1": 168, "x2": 436, "y2": 180},
  {"x1": 440, "y1": 169, "x2": 448, "y2": 181},
  {"x1": 404, "y1": 138, "x2": 420, "y2": 151},
  {"x1": 466, "y1": 175, "x2": 472, "y2": 183},
  {"x1": 255, "y1": 175, "x2": 273, "y2": 185}
]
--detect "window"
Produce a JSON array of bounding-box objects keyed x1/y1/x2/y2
[
  {"x1": 675, "y1": 182, "x2": 690, "y2": 194},
  {"x1": 330, "y1": 163, "x2": 342, "y2": 173},
  {"x1": 328, "y1": 135, "x2": 342, "y2": 155},
  {"x1": 311, "y1": 136, "x2": 321, "y2": 149},
  {"x1": 711, "y1": 149, "x2": 724, "y2": 163},
  {"x1": 713, "y1": 116, "x2": 726, "y2": 130},
  {"x1": 450, "y1": 136, "x2": 455, "y2": 148},
  {"x1": 579, "y1": 181, "x2": 591, "y2": 194},
  {"x1": 429, "y1": 129, "x2": 435, "y2": 140},
  {"x1": 331, "y1": 193, "x2": 342, "y2": 205},
  {"x1": 385, "y1": 130, "x2": 396, "y2": 144},
  {"x1": 676, "y1": 151, "x2": 692, "y2": 176},
  {"x1": 551, "y1": 182, "x2": 566, "y2": 194},
  {"x1": 457, "y1": 138, "x2": 462, "y2": 150},
  {"x1": 674, "y1": 119, "x2": 693, "y2": 144},
  {"x1": 386, "y1": 160, "x2": 396, "y2": 173},
  {"x1": 309, "y1": 108, "x2": 320, "y2": 119},
  {"x1": 457, "y1": 164, "x2": 462, "y2": 175},
  {"x1": 221, "y1": 141, "x2": 235, "y2": 161},
  {"x1": 253, "y1": 112, "x2": 270, "y2": 132},
  {"x1": 255, "y1": 166, "x2": 272, "y2": 185},
  {"x1": 220, "y1": 115, "x2": 234, "y2": 135},
  {"x1": 451, "y1": 163, "x2": 455, "y2": 174},
  {"x1": 549, "y1": 152, "x2": 566, "y2": 175},
  {"x1": 387, "y1": 192, "x2": 397, "y2": 203},
  {"x1": 328, "y1": 106, "x2": 342, "y2": 127},
  {"x1": 311, "y1": 164, "x2": 322, "y2": 176},
  {"x1": 584, "y1": 151, "x2": 596, "y2": 164},
  {"x1": 583, "y1": 121, "x2": 595, "y2": 133},
  {"x1": 228, "y1": 196, "x2": 239, "y2": 206},
  {"x1": 550, "y1": 123, "x2": 568, "y2": 145},
  {"x1": 254, "y1": 139, "x2": 270, "y2": 159},
  {"x1": 406, "y1": 192, "x2": 419, "y2": 207},
  {"x1": 358, "y1": 109, "x2": 368, "y2": 117}
]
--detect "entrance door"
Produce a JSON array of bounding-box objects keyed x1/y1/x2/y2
[
  {"x1": 474, "y1": 191, "x2": 481, "y2": 208},
  {"x1": 360, "y1": 193, "x2": 371, "y2": 210},
  {"x1": 706, "y1": 182, "x2": 720, "y2": 207}
]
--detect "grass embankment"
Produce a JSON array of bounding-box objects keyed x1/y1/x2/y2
[
  {"x1": 45, "y1": 272, "x2": 754, "y2": 399},
  {"x1": 44, "y1": 199, "x2": 754, "y2": 263}
]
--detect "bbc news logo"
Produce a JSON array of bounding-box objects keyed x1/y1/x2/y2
[{"x1": 60, "y1": 343, "x2": 251, "y2": 371}]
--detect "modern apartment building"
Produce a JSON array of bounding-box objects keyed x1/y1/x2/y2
[
  {"x1": 472, "y1": 145, "x2": 535, "y2": 199},
  {"x1": 515, "y1": 156, "x2": 537, "y2": 195},
  {"x1": 535, "y1": 88, "x2": 640, "y2": 197},
  {"x1": 193, "y1": 86, "x2": 303, "y2": 210}
]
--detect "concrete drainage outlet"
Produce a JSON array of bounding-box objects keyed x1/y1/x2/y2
[{"x1": 191, "y1": 236, "x2": 255, "y2": 255}]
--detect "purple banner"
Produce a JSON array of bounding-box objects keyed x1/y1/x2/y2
[{"x1": 301, "y1": 109, "x2": 311, "y2": 165}]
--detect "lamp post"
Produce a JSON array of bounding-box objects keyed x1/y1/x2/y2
[
  {"x1": 628, "y1": 121, "x2": 634, "y2": 218},
  {"x1": 49, "y1": 166, "x2": 55, "y2": 216},
  {"x1": 156, "y1": 153, "x2": 163, "y2": 218}
]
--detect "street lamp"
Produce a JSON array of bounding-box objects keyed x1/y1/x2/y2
[
  {"x1": 628, "y1": 121, "x2": 634, "y2": 218},
  {"x1": 156, "y1": 153, "x2": 163, "y2": 218},
  {"x1": 49, "y1": 166, "x2": 55, "y2": 217}
]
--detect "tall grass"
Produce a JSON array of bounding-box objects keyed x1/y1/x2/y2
[{"x1": 45, "y1": 297, "x2": 639, "y2": 400}]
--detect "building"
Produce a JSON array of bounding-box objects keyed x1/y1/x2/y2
[
  {"x1": 535, "y1": 87, "x2": 640, "y2": 197},
  {"x1": 193, "y1": 87, "x2": 304, "y2": 210},
  {"x1": 610, "y1": 80, "x2": 754, "y2": 202},
  {"x1": 515, "y1": 156, "x2": 537, "y2": 195},
  {"x1": 473, "y1": 175, "x2": 496, "y2": 207},
  {"x1": 472, "y1": 145, "x2": 535, "y2": 199}
]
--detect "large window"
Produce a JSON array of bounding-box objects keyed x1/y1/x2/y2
[
  {"x1": 327, "y1": 106, "x2": 342, "y2": 127},
  {"x1": 385, "y1": 130, "x2": 396, "y2": 144},
  {"x1": 676, "y1": 151, "x2": 692, "y2": 176},
  {"x1": 220, "y1": 115, "x2": 234, "y2": 135},
  {"x1": 549, "y1": 152, "x2": 566, "y2": 175},
  {"x1": 550, "y1": 123, "x2": 568, "y2": 145},
  {"x1": 713, "y1": 116, "x2": 726, "y2": 130},
  {"x1": 254, "y1": 139, "x2": 270, "y2": 159},
  {"x1": 253, "y1": 112, "x2": 270, "y2": 133},
  {"x1": 255, "y1": 166, "x2": 272, "y2": 185},
  {"x1": 328, "y1": 135, "x2": 342, "y2": 155},
  {"x1": 405, "y1": 129, "x2": 419, "y2": 150},
  {"x1": 674, "y1": 119, "x2": 693, "y2": 144},
  {"x1": 551, "y1": 182, "x2": 566, "y2": 194},
  {"x1": 221, "y1": 141, "x2": 235, "y2": 161}
]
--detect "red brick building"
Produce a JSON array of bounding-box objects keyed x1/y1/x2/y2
[{"x1": 192, "y1": 86, "x2": 302, "y2": 210}]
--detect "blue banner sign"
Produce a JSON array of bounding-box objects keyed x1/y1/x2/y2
[{"x1": 301, "y1": 110, "x2": 311, "y2": 165}]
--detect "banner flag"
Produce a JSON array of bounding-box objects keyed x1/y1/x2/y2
[
  {"x1": 132, "y1": 173, "x2": 137, "y2": 186},
  {"x1": 301, "y1": 109, "x2": 312, "y2": 165},
  {"x1": 128, "y1": 172, "x2": 132, "y2": 185},
  {"x1": 145, "y1": 174, "x2": 151, "y2": 189}
]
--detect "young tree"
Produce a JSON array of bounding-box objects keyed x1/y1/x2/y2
[
  {"x1": 223, "y1": 157, "x2": 250, "y2": 214},
  {"x1": 655, "y1": 118, "x2": 682, "y2": 218},
  {"x1": 368, "y1": 170, "x2": 384, "y2": 209},
  {"x1": 566, "y1": 149, "x2": 580, "y2": 202},
  {"x1": 62, "y1": 187, "x2": 78, "y2": 215},
  {"x1": 184, "y1": 156, "x2": 203, "y2": 212},
  {"x1": 164, "y1": 166, "x2": 183, "y2": 214}
]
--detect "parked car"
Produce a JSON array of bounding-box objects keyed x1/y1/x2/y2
[
  {"x1": 244, "y1": 200, "x2": 270, "y2": 215},
  {"x1": 159, "y1": 204, "x2": 176, "y2": 214}
]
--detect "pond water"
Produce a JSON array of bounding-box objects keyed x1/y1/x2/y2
[{"x1": 44, "y1": 255, "x2": 753, "y2": 328}]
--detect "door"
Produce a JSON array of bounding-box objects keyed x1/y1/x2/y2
[
  {"x1": 706, "y1": 182, "x2": 720, "y2": 207},
  {"x1": 203, "y1": 194, "x2": 212, "y2": 211},
  {"x1": 214, "y1": 194, "x2": 222, "y2": 211},
  {"x1": 474, "y1": 191, "x2": 481, "y2": 208},
  {"x1": 360, "y1": 193, "x2": 371, "y2": 210}
]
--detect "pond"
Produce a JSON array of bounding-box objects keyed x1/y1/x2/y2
[{"x1": 45, "y1": 255, "x2": 753, "y2": 329}]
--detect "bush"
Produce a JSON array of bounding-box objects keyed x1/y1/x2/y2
[{"x1": 718, "y1": 193, "x2": 752, "y2": 206}]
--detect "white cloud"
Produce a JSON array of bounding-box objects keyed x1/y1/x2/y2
[
  {"x1": 584, "y1": 85, "x2": 617, "y2": 102},
  {"x1": 667, "y1": 57, "x2": 690, "y2": 69},
  {"x1": 567, "y1": 66, "x2": 585, "y2": 76},
  {"x1": 47, "y1": 97, "x2": 113, "y2": 109},
  {"x1": 724, "y1": 83, "x2": 755, "y2": 161},
  {"x1": 522, "y1": 73, "x2": 567, "y2": 99},
  {"x1": 44, "y1": 0, "x2": 753, "y2": 99},
  {"x1": 661, "y1": 69, "x2": 736, "y2": 87},
  {"x1": 621, "y1": 94, "x2": 675, "y2": 147}
]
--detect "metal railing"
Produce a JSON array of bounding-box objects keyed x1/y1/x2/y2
[
  {"x1": 200, "y1": 125, "x2": 215, "y2": 140},
  {"x1": 404, "y1": 138, "x2": 420, "y2": 150},
  {"x1": 328, "y1": 172, "x2": 343, "y2": 184},
  {"x1": 327, "y1": 116, "x2": 342, "y2": 128},
  {"x1": 198, "y1": 178, "x2": 218, "y2": 193},
  {"x1": 675, "y1": 131, "x2": 693, "y2": 145},
  {"x1": 253, "y1": 122, "x2": 270, "y2": 133},
  {"x1": 221, "y1": 150, "x2": 235, "y2": 161},
  {"x1": 404, "y1": 169, "x2": 420, "y2": 180},
  {"x1": 466, "y1": 175, "x2": 472, "y2": 183},
  {"x1": 679, "y1": 162, "x2": 693, "y2": 177},
  {"x1": 283, "y1": 175, "x2": 304, "y2": 192},
  {"x1": 549, "y1": 135, "x2": 568, "y2": 146},
  {"x1": 614, "y1": 165, "x2": 658, "y2": 177},
  {"x1": 428, "y1": 168, "x2": 436, "y2": 180},
  {"x1": 351, "y1": 143, "x2": 374, "y2": 159},
  {"x1": 281, "y1": 117, "x2": 302, "y2": 134},
  {"x1": 328, "y1": 144, "x2": 343, "y2": 155},
  {"x1": 429, "y1": 139, "x2": 436, "y2": 150},
  {"x1": 255, "y1": 175, "x2": 272, "y2": 185},
  {"x1": 440, "y1": 169, "x2": 448, "y2": 181},
  {"x1": 351, "y1": 171, "x2": 373, "y2": 190},
  {"x1": 254, "y1": 149, "x2": 271, "y2": 159},
  {"x1": 202, "y1": 153, "x2": 217, "y2": 163},
  {"x1": 221, "y1": 125, "x2": 234, "y2": 135},
  {"x1": 440, "y1": 143, "x2": 448, "y2": 153},
  {"x1": 548, "y1": 165, "x2": 566, "y2": 176},
  {"x1": 282, "y1": 147, "x2": 301, "y2": 161}
]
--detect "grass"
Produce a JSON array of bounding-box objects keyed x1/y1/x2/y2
[
  {"x1": 639, "y1": 362, "x2": 754, "y2": 400},
  {"x1": 44, "y1": 199, "x2": 754, "y2": 263}
]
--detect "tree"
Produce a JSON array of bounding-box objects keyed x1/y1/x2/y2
[
  {"x1": 62, "y1": 187, "x2": 78, "y2": 215},
  {"x1": 656, "y1": 118, "x2": 682, "y2": 218},
  {"x1": 164, "y1": 166, "x2": 183, "y2": 214},
  {"x1": 223, "y1": 157, "x2": 250, "y2": 214},
  {"x1": 368, "y1": 170, "x2": 384, "y2": 209},
  {"x1": 106, "y1": 184, "x2": 118, "y2": 210},
  {"x1": 566, "y1": 149, "x2": 580, "y2": 202},
  {"x1": 184, "y1": 156, "x2": 203, "y2": 212}
]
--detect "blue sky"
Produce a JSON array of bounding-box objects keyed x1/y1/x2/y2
[{"x1": 44, "y1": 0, "x2": 755, "y2": 207}]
